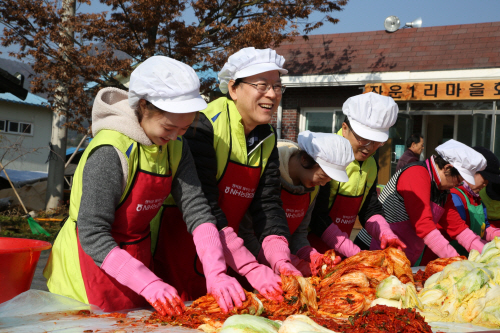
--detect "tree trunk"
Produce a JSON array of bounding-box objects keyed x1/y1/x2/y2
[
  {"x1": 45, "y1": 113, "x2": 68, "y2": 210},
  {"x1": 45, "y1": 0, "x2": 75, "y2": 211}
]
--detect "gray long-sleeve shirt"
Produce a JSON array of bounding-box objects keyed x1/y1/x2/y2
[{"x1": 77, "y1": 140, "x2": 215, "y2": 266}]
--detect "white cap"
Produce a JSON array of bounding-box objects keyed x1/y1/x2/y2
[
  {"x1": 128, "y1": 56, "x2": 207, "y2": 113},
  {"x1": 435, "y1": 139, "x2": 487, "y2": 185},
  {"x1": 298, "y1": 130, "x2": 355, "y2": 183},
  {"x1": 218, "y1": 47, "x2": 288, "y2": 94},
  {"x1": 342, "y1": 92, "x2": 398, "y2": 142}
]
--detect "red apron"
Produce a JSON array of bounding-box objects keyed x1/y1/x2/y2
[
  {"x1": 154, "y1": 114, "x2": 263, "y2": 301},
  {"x1": 217, "y1": 159, "x2": 262, "y2": 233},
  {"x1": 281, "y1": 187, "x2": 310, "y2": 235},
  {"x1": 153, "y1": 205, "x2": 207, "y2": 301},
  {"x1": 308, "y1": 182, "x2": 365, "y2": 254},
  {"x1": 77, "y1": 144, "x2": 172, "y2": 312}
]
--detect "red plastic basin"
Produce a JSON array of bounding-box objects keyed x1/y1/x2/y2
[{"x1": 0, "y1": 237, "x2": 52, "y2": 304}]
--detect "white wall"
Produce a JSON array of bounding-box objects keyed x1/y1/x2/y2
[{"x1": 0, "y1": 101, "x2": 52, "y2": 172}]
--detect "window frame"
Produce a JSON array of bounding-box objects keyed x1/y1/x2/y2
[
  {"x1": 299, "y1": 107, "x2": 343, "y2": 133},
  {"x1": 0, "y1": 119, "x2": 34, "y2": 136}
]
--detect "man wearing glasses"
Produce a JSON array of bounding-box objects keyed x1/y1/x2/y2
[
  {"x1": 158, "y1": 47, "x2": 302, "y2": 307},
  {"x1": 308, "y1": 92, "x2": 406, "y2": 258}
]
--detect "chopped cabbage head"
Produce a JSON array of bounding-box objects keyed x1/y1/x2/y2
[
  {"x1": 370, "y1": 298, "x2": 402, "y2": 309},
  {"x1": 455, "y1": 268, "x2": 492, "y2": 301},
  {"x1": 278, "y1": 315, "x2": 336, "y2": 333},
  {"x1": 423, "y1": 272, "x2": 442, "y2": 289},
  {"x1": 478, "y1": 248, "x2": 500, "y2": 264},
  {"x1": 419, "y1": 289, "x2": 445, "y2": 308},
  {"x1": 469, "y1": 249, "x2": 481, "y2": 262},
  {"x1": 402, "y1": 283, "x2": 423, "y2": 310},
  {"x1": 375, "y1": 276, "x2": 405, "y2": 300},
  {"x1": 220, "y1": 314, "x2": 280, "y2": 333}
]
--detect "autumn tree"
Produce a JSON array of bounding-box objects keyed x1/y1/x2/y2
[
  {"x1": 0, "y1": 0, "x2": 349, "y2": 206},
  {"x1": 1, "y1": 0, "x2": 348, "y2": 126}
]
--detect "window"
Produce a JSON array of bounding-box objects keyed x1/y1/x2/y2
[
  {"x1": 0, "y1": 120, "x2": 33, "y2": 135},
  {"x1": 300, "y1": 108, "x2": 343, "y2": 133},
  {"x1": 20, "y1": 123, "x2": 32, "y2": 134},
  {"x1": 9, "y1": 121, "x2": 19, "y2": 133},
  {"x1": 306, "y1": 112, "x2": 334, "y2": 132}
]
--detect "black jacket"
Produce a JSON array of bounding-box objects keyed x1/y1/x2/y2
[
  {"x1": 310, "y1": 160, "x2": 384, "y2": 237},
  {"x1": 184, "y1": 112, "x2": 291, "y2": 243}
]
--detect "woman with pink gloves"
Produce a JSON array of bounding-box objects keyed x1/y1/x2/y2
[
  {"x1": 449, "y1": 146, "x2": 500, "y2": 255},
  {"x1": 310, "y1": 93, "x2": 406, "y2": 258},
  {"x1": 156, "y1": 47, "x2": 299, "y2": 305},
  {"x1": 371, "y1": 139, "x2": 488, "y2": 266},
  {"x1": 44, "y1": 57, "x2": 244, "y2": 315},
  {"x1": 239, "y1": 131, "x2": 354, "y2": 276}
]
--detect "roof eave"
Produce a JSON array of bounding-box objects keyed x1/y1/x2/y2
[{"x1": 281, "y1": 68, "x2": 500, "y2": 88}]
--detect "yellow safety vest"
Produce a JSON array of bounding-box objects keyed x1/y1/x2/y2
[
  {"x1": 327, "y1": 129, "x2": 377, "y2": 211},
  {"x1": 152, "y1": 97, "x2": 277, "y2": 251},
  {"x1": 480, "y1": 187, "x2": 500, "y2": 221},
  {"x1": 44, "y1": 130, "x2": 182, "y2": 304},
  {"x1": 203, "y1": 97, "x2": 276, "y2": 177}
]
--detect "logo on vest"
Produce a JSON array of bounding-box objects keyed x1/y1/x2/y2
[
  {"x1": 224, "y1": 184, "x2": 255, "y2": 199},
  {"x1": 286, "y1": 208, "x2": 306, "y2": 219},
  {"x1": 335, "y1": 214, "x2": 357, "y2": 225},
  {"x1": 136, "y1": 198, "x2": 165, "y2": 212}
]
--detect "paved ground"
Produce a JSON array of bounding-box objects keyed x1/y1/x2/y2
[
  {"x1": 31, "y1": 250, "x2": 50, "y2": 291},
  {"x1": 30, "y1": 228, "x2": 362, "y2": 291}
]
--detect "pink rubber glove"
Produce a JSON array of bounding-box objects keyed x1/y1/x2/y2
[
  {"x1": 261, "y1": 235, "x2": 302, "y2": 276},
  {"x1": 309, "y1": 251, "x2": 325, "y2": 276},
  {"x1": 380, "y1": 232, "x2": 407, "y2": 251},
  {"x1": 193, "y1": 223, "x2": 246, "y2": 313},
  {"x1": 321, "y1": 223, "x2": 361, "y2": 257},
  {"x1": 101, "y1": 246, "x2": 184, "y2": 316},
  {"x1": 422, "y1": 229, "x2": 460, "y2": 258},
  {"x1": 364, "y1": 214, "x2": 407, "y2": 250},
  {"x1": 219, "y1": 227, "x2": 283, "y2": 302},
  {"x1": 295, "y1": 245, "x2": 316, "y2": 262},
  {"x1": 455, "y1": 228, "x2": 486, "y2": 253},
  {"x1": 296, "y1": 246, "x2": 341, "y2": 276},
  {"x1": 290, "y1": 254, "x2": 312, "y2": 276},
  {"x1": 485, "y1": 227, "x2": 500, "y2": 242}
]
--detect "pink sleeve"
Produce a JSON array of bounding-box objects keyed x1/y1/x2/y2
[
  {"x1": 397, "y1": 166, "x2": 437, "y2": 238},
  {"x1": 364, "y1": 214, "x2": 395, "y2": 241},
  {"x1": 486, "y1": 227, "x2": 500, "y2": 242}
]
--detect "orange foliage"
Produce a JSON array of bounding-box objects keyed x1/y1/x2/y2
[{"x1": 0, "y1": 0, "x2": 348, "y2": 130}]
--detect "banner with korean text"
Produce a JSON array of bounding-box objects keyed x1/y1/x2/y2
[{"x1": 364, "y1": 80, "x2": 500, "y2": 100}]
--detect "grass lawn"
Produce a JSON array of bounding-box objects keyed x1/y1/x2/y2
[{"x1": 0, "y1": 205, "x2": 68, "y2": 244}]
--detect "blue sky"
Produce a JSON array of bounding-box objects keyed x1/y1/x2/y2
[
  {"x1": 304, "y1": 0, "x2": 500, "y2": 35},
  {"x1": 76, "y1": 0, "x2": 500, "y2": 35},
  {"x1": 1, "y1": 0, "x2": 499, "y2": 57},
  {"x1": 76, "y1": 0, "x2": 500, "y2": 34}
]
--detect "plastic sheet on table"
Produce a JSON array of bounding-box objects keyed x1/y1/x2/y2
[
  {"x1": 3, "y1": 291, "x2": 498, "y2": 333},
  {"x1": 429, "y1": 321, "x2": 500, "y2": 332},
  {"x1": 0, "y1": 290, "x2": 199, "y2": 333},
  {"x1": 411, "y1": 266, "x2": 426, "y2": 274}
]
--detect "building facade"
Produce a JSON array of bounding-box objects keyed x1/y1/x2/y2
[
  {"x1": 273, "y1": 21, "x2": 500, "y2": 184},
  {"x1": 0, "y1": 92, "x2": 51, "y2": 173}
]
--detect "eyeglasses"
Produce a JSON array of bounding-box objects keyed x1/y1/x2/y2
[
  {"x1": 348, "y1": 126, "x2": 386, "y2": 147},
  {"x1": 240, "y1": 82, "x2": 286, "y2": 94}
]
